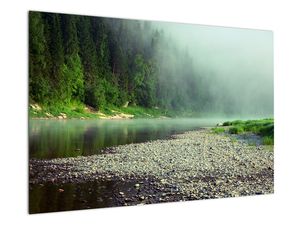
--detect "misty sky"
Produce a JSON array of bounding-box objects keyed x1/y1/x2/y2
[{"x1": 154, "y1": 21, "x2": 273, "y2": 117}]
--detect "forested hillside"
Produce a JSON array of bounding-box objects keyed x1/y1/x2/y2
[{"x1": 29, "y1": 11, "x2": 202, "y2": 115}]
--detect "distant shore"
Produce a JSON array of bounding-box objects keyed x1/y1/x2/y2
[
  {"x1": 29, "y1": 103, "x2": 175, "y2": 120},
  {"x1": 29, "y1": 128, "x2": 274, "y2": 208}
]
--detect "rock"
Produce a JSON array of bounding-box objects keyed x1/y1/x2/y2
[
  {"x1": 60, "y1": 113, "x2": 67, "y2": 119},
  {"x1": 215, "y1": 180, "x2": 222, "y2": 186},
  {"x1": 30, "y1": 104, "x2": 42, "y2": 111},
  {"x1": 29, "y1": 128, "x2": 274, "y2": 204},
  {"x1": 45, "y1": 112, "x2": 53, "y2": 117},
  {"x1": 58, "y1": 188, "x2": 64, "y2": 193},
  {"x1": 124, "y1": 198, "x2": 132, "y2": 202},
  {"x1": 160, "y1": 179, "x2": 167, "y2": 184}
]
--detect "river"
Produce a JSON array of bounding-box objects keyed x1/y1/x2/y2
[
  {"x1": 29, "y1": 118, "x2": 225, "y2": 159},
  {"x1": 29, "y1": 118, "x2": 225, "y2": 213}
]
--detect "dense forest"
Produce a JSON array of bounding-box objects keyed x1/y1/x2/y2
[{"x1": 29, "y1": 11, "x2": 204, "y2": 114}]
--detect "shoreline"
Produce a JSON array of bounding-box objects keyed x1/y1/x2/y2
[{"x1": 29, "y1": 128, "x2": 274, "y2": 212}]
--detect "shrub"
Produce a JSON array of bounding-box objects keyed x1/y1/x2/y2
[
  {"x1": 259, "y1": 124, "x2": 274, "y2": 137},
  {"x1": 262, "y1": 136, "x2": 274, "y2": 145},
  {"x1": 223, "y1": 121, "x2": 232, "y2": 126},
  {"x1": 212, "y1": 127, "x2": 225, "y2": 134},
  {"x1": 229, "y1": 126, "x2": 244, "y2": 134}
]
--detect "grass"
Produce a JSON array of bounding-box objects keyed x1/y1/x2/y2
[
  {"x1": 29, "y1": 102, "x2": 173, "y2": 119},
  {"x1": 212, "y1": 127, "x2": 225, "y2": 134},
  {"x1": 111, "y1": 105, "x2": 171, "y2": 118},
  {"x1": 222, "y1": 118, "x2": 274, "y2": 145},
  {"x1": 229, "y1": 125, "x2": 244, "y2": 134},
  {"x1": 30, "y1": 104, "x2": 99, "y2": 119},
  {"x1": 262, "y1": 136, "x2": 274, "y2": 145}
]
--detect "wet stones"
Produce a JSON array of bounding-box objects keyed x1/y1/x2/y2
[{"x1": 29, "y1": 129, "x2": 274, "y2": 205}]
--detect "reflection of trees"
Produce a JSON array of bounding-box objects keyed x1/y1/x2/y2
[
  {"x1": 30, "y1": 119, "x2": 210, "y2": 159},
  {"x1": 29, "y1": 181, "x2": 121, "y2": 213},
  {"x1": 30, "y1": 121, "x2": 87, "y2": 158},
  {"x1": 82, "y1": 126, "x2": 104, "y2": 155}
]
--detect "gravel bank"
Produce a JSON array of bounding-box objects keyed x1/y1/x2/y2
[{"x1": 29, "y1": 129, "x2": 274, "y2": 205}]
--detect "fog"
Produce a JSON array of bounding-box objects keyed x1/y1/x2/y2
[{"x1": 152, "y1": 21, "x2": 273, "y2": 118}]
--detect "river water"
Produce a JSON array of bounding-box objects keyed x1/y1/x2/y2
[
  {"x1": 29, "y1": 118, "x2": 225, "y2": 159},
  {"x1": 29, "y1": 118, "x2": 225, "y2": 213}
]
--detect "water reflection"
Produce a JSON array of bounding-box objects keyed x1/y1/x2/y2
[
  {"x1": 29, "y1": 180, "x2": 139, "y2": 213},
  {"x1": 29, "y1": 118, "x2": 222, "y2": 159}
]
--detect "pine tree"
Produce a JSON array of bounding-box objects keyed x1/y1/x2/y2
[
  {"x1": 43, "y1": 13, "x2": 67, "y2": 103},
  {"x1": 77, "y1": 16, "x2": 106, "y2": 109},
  {"x1": 61, "y1": 14, "x2": 84, "y2": 102},
  {"x1": 29, "y1": 11, "x2": 51, "y2": 103}
]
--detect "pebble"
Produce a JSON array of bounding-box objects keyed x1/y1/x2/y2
[{"x1": 30, "y1": 129, "x2": 274, "y2": 202}]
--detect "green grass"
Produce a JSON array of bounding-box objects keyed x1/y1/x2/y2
[
  {"x1": 262, "y1": 136, "x2": 274, "y2": 145},
  {"x1": 29, "y1": 102, "x2": 99, "y2": 119},
  {"x1": 29, "y1": 102, "x2": 173, "y2": 119},
  {"x1": 222, "y1": 118, "x2": 274, "y2": 145},
  {"x1": 229, "y1": 125, "x2": 244, "y2": 134},
  {"x1": 212, "y1": 127, "x2": 225, "y2": 134},
  {"x1": 112, "y1": 105, "x2": 170, "y2": 118}
]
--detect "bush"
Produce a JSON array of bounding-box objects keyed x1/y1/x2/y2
[
  {"x1": 262, "y1": 136, "x2": 274, "y2": 145},
  {"x1": 212, "y1": 127, "x2": 225, "y2": 134},
  {"x1": 229, "y1": 126, "x2": 244, "y2": 134},
  {"x1": 259, "y1": 124, "x2": 274, "y2": 137},
  {"x1": 223, "y1": 121, "x2": 232, "y2": 126}
]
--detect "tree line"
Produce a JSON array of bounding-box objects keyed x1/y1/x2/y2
[{"x1": 29, "y1": 11, "x2": 204, "y2": 112}]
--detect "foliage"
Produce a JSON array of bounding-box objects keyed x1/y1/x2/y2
[
  {"x1": 229, "y1": 126, "x2": 244, "y2": 134},
  {"x1": 212, "y1": 127, "x2": 225, "y2": 134},
  {"x1": 223, "y1": 118, "x2": 274, "y2": 145},
  {"x1": 29, "y1": 11, "x2": 212, "y2": 115},
  {"x1": 262, "y1": 136, "x2": 274, "y2": 145}
]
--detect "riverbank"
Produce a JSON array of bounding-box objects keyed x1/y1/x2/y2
[
  {"x1": 29, "y1": 128, "x2": 274, "y2": 212},
  {"x1": 29, "y1": 103, "x2": 175, "y2": 120}
]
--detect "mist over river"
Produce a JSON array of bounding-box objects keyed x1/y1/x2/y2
[{"x1": 29, "y1": 118, "x2": 232, "y2": 159}]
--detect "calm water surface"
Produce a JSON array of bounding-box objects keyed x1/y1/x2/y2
[
  {"x1": 29, "y1": 118, "x2": 224, "y2": 159},
  {"x1": 29, "y1": 118, "x2": 224, "y2": 213}
]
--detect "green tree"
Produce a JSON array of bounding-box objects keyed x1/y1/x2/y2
[
  {"x1": 29, "y1": 11, "x2": 51, "y2": 103},
  {"x1": 61, "y1": 15, "x2": 84, "y2": 102},
  {"x1": 77, "y1": 16, "x2": 106, "y2": 109}
]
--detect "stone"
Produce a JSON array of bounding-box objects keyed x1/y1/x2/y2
[
  {"x1": 160, "y1": 179, "x2": 167, "y2": 184},
  {"x1": 45, "y1": 112, "x2": 53, "y2": 117}
]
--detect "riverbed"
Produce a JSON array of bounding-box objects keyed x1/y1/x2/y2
[{"x1": 29, "y1": 122, "x2": 274, "y2": 213}]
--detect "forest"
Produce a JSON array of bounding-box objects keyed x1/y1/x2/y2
[
  {"x1": 29, "y1": 11, "x2": 273, "y2": 118},
  {"x1": 29, "y1": 11, "x2": 204, "y2": 116}
]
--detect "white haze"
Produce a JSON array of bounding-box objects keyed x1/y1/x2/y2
[{"x1": 154, "y1": 21, "x2": 273, "y2": 118}]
